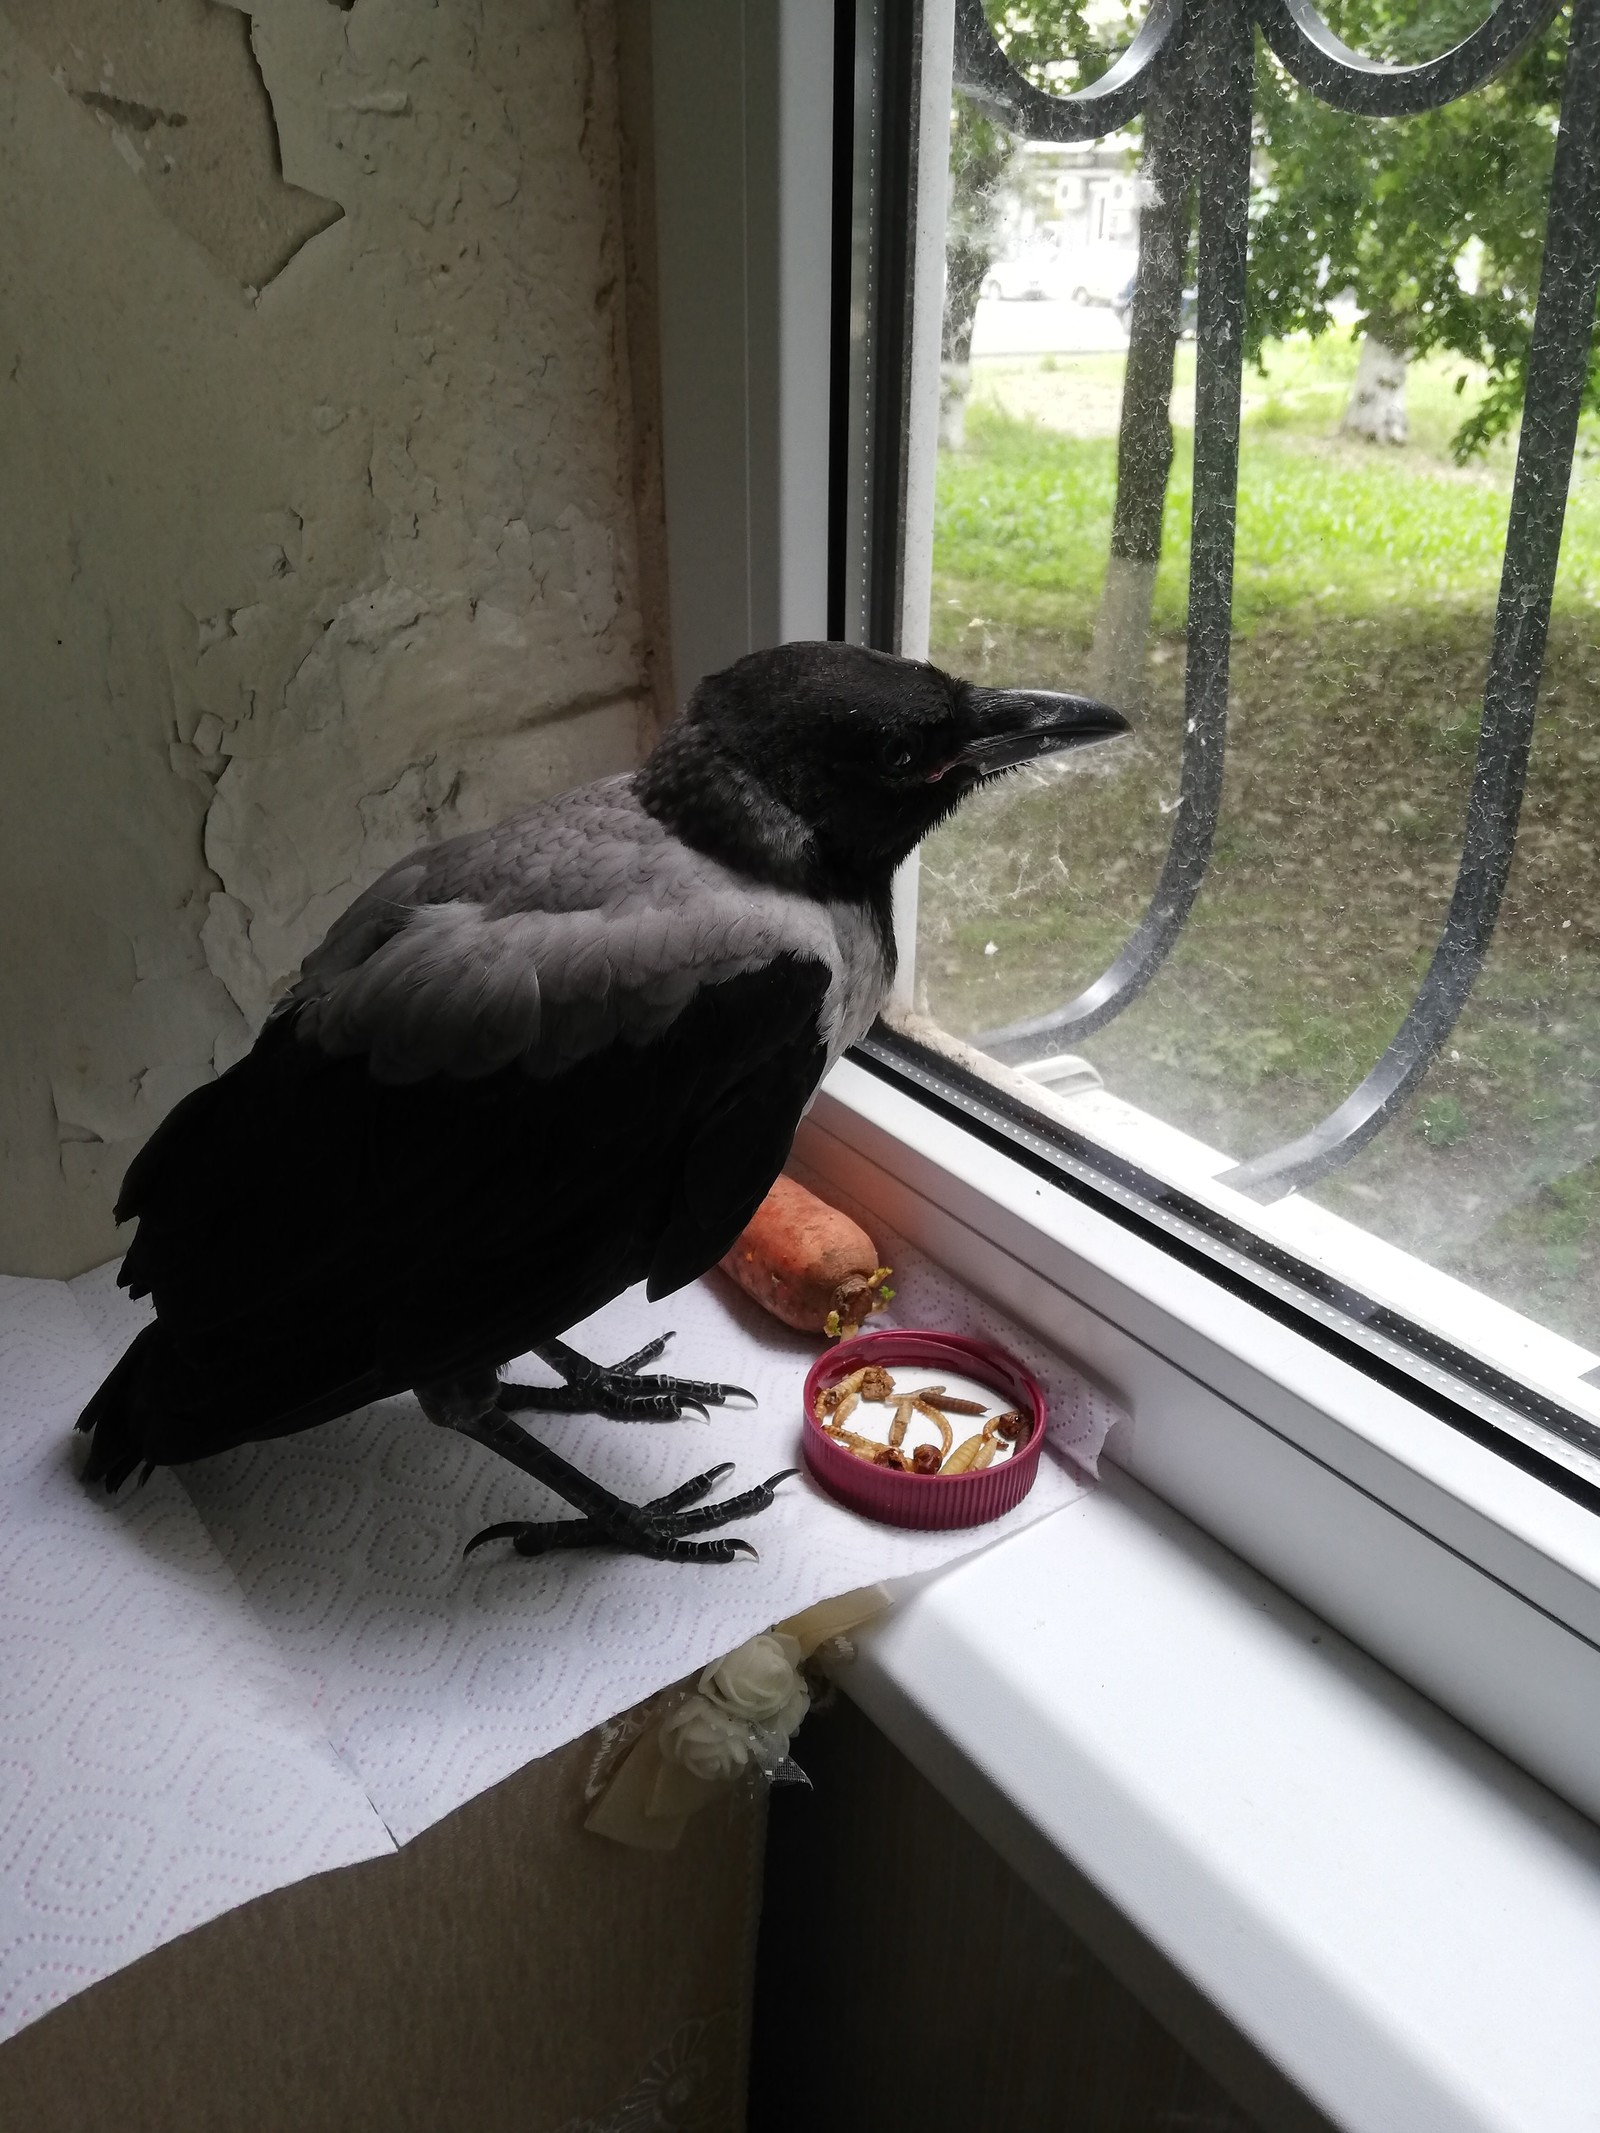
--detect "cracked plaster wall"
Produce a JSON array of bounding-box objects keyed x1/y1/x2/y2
[{"x1": 0, "y1": 0, "x2": 667, "y2": 1276}]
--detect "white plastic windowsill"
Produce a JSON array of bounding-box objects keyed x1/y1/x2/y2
[
  {"x1": 844, "y1": 1472, "x2": 1600, "y2": 2133},
  {"x1": 795, "y1": 1056, "x2": 1600, "y2": 2130},
  {"x1": 1042, "y1": 1065, "x2": 1600, "y2": 1475}
]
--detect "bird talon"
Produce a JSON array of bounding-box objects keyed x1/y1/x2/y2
[
  {"x1": 658, "y1": 1377, "x2": 757, "y2": 1410},
  {"x1": 505, "y1": 1342, "x2": 759, "y2": 1425},
  {"x1": 465, "y1": 1519, "x2": 541, "y2": 1557}
]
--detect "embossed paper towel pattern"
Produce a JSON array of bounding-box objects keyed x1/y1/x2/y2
[
  {"x1": 0, "y1": 1278, "x2": 392, "y2": 2045},
  {"x1": 0, "y1": 1230, "x2": 1114, "y2": 2037},
  {"x1": 65, "y1": 1229, "x2": 1112, "y2": 1849}
]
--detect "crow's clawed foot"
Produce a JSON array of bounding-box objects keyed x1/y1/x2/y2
[
  {"x1": 497, "y1": 1333, "x2": 757, "y2": 1425},
  {"x1": 464, "y1": 1464, "x2": 799, "y2": 1564}
]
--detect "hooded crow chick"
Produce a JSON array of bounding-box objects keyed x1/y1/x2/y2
[{"x1": 77, "y1": 642, "x2": 1126, "y2": 1562}]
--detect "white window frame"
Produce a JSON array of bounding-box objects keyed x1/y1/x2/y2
[{"x1": 644, "y1": 0, "x2": 1600, "y2": 1830}]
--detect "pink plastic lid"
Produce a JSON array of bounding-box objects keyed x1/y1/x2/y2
[{"x1": 801, "y1": 1328, "x2": 1046, "y2": 1530}]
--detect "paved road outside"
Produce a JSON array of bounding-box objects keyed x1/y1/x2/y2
[{"x1": 970, "y1": 296, "x2": 1131, "y2": 358}]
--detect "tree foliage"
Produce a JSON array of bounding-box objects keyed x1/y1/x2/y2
[
  {"x1": 967, "y1": 0, "x2": 1580, "y2": 458},
  {"x1": 1246, "y1": 0, "x2": 1570, "y2": 457}
]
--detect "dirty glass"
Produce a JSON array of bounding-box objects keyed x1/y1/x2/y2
[{"x1": 899, "y1": 0, "x2": 1600, "y2": 1471}]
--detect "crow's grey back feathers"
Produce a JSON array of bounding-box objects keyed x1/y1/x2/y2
[{"x1": 287, "y1": 775, "x2": 888, "y2": 1083}]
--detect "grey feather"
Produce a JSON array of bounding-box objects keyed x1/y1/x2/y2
[{"x1": 288, "y1": 775, "x2": 890, "y2": 1082}]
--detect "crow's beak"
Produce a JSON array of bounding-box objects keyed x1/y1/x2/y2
[{"x1": 953, "y1": 687, "x2": 1130, "y2": 775}]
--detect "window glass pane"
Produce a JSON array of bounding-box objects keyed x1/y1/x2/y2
[{"x1": 899, "y1": 0, "x2": 1600, "y2": 1467}]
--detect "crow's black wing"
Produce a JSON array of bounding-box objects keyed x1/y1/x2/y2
[
  {"x1": 645, "y1": 965, "x2": 832, "y2": 1302},
  {"x1": 94, "y1": 953, "x2": 832, "y2": 1475}
]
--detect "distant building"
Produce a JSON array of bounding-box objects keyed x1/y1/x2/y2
[
  {"x1": 1019, "y1": 135, "x2": 1141, "y2": 251},
  {"x1": 986, "y1": 136, "x2": 1142, "y2": 306}
]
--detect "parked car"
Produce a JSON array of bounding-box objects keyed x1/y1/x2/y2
[
  {"x1": 980, "y1": 248, "x2": 1070, "y2": 303},
  {"x1": 1062, "y1": 248, "x2": 1140, "y2": 307},
  {"x1": 1112, "y1": 272, "x2": 1199, "y2": 335}
]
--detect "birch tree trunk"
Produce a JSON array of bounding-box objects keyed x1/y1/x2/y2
[
  {"x1": 1340, "y1": 332, "x2": 1410, "y2": 444},
  {"x1": 940, "y1": 100, "x2": 1017, "y2": 454},
  {"x1": 941, "y1": 236, "x2": 990, "y2": 453},
  {"x1": 1088, "y1": 83, "x2": 1195, "y2": 713}
]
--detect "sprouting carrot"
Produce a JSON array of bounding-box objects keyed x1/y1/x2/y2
[{"x1": 718, "y1": 1174, "x2": 893, "y2": 1338}]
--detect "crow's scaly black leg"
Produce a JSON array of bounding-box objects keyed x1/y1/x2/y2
[
  {"x1": 466, "y1": 1462, "x2": 800, "y2": 1561},
  {"x1": 417, "y1": 1386, "x2": 793, "y2": 1564},
  {"x1": 496, "y1": 1331, "x2": 756, "y2": 1425},
  {"x1": 463, "y1": 1460, "x2": 739, "y2": 1555},
  {"x1": 462, "y1": 1458, "x2": 800, "y2": 1559}
]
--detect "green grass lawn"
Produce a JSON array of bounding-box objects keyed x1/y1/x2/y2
[
  {"x1": 936, "y1": 340, "x2": 1600, "y2": 636},
  {"x1": 917, "y1": 337, "x2": 1600, "y2": 1345}
]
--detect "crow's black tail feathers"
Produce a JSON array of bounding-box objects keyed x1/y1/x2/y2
[{"x1": 76, "y1": 1325, "x2": 166, "y2": 1493}]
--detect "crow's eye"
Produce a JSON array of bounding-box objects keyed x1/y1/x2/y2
[{"x1": 881, "y1": 741, "x2": 916, "y2": 774}]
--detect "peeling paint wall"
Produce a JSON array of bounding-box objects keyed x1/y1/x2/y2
[{"x1": 0, "y1": 0, "x2": 666, "y2": 1276}]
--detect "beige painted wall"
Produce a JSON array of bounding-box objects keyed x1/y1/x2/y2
[{"x1": 0, "y1": 0, "x2": 665, "y2": 1276}]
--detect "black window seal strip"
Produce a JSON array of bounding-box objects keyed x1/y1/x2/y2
[
  {"x1": 868, "y1": 0, "x2": 920, "y2": 653},
  {"x1": 850, "y1": 1022, "x2": 1600, "y2": 1520},
  {"x1": 826, "y1": 0, "x2": 857, "y2": 644}
]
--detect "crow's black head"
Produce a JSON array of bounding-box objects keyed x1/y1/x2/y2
[{"x1": 637, "y1": 640, "x2": 1128, "y2": 899}]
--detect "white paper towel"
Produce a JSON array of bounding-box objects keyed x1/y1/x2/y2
[
  {"x1": 1, "y1": 1220, "x2": 1124, "y2": 2040},
  {"x1": 0, "y1": 1277, "x2": 391, "y2": 2045}
]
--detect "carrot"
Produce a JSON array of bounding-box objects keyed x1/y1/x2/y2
[{"x1": 718, "y1": 1174, "x2": 893, "y2": 1338}]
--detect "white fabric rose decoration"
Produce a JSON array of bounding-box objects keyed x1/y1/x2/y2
[
  {"x1": 659, "y1": 1694, "x2": 754, "y2": 1783},
  {"x1": 697, "y1": 1631, "x2": 809, "y2": 1738},
  {"x1": 657, "y1": 1632, "x2": 812, "y2": 1791}
]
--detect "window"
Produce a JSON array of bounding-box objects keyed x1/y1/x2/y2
[
  {"x1": 835, "y1": 0, "x2": 1600, "y2": 1520},
  {"x1": 646, "y1": 0, "x2": 1600, "y2": 1824}
]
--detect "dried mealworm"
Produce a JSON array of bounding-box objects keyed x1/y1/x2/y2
[
  {"x1": 914, "y1": 1388, "x2": 988, "y2": 1415},
  {"x1": 828, "y1": 1427, "x2": 882, "y2": 1459},
  {"x1": 910, "y1": 1398, "x2": 953, "y2": 1457},
  {"x1": 816, "y1": 1367, "x2": 878, "y2": 1421},
  {"x1": 857, "y1": 1365, "x2": 896, "y2": 1403},
  {"x1": 909, "y1": 1443, "x2": 943, "y2": 1476},
  {"x1": 820, "y1": 1423, "x2": 883, "y2": 1460},
  {"x1": 942, "y1": 1431, "x2": 992, "y2": 1475},
  {"x1": 887, "y1": 1395, "x2": 918, "y2": 1448},
  {"x1": 991, "y1": 1410, "x2": 1030, "y2": 1443},
  {"x1": 872, "y1": 1446, "x2": 909, "y2": 1472}
]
